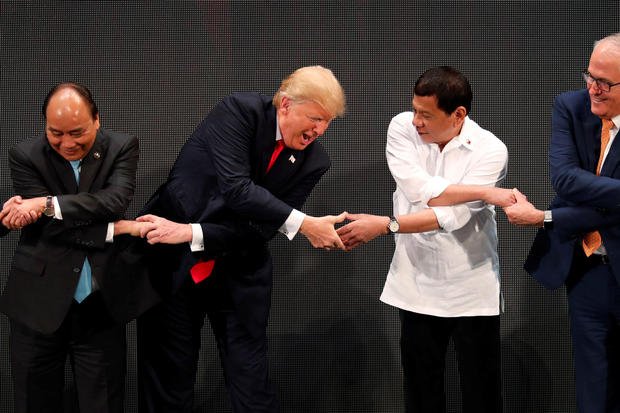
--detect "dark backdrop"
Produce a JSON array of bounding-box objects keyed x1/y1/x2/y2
[{"x1": 1, "y1": 2, "x2": 619, "y2": 412}]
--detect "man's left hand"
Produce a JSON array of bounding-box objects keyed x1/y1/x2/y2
[
  {"x1": 337, "y1": 213, "x2": 388, "y2": 250},
  {"x1": 503, "y1": 189, "x2": 544, "y2": 227},
  {"x1": 136, "y1": 214, "x2": 193, "y2": 244}
]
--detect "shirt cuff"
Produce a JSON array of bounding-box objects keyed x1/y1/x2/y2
[
  {"x1": 421, "y1": 176, "x2": 451, "y2": 205},
  {"x1": 430, "y1": 206, "x2": 451, "y2": 232},
  {"x1": 190, "y1": 223, "x2": 204, "y2": 251},
  {"x1": 53, "y1": 196, "x2": 62, "y2": 220},
  {"x1": 106, "y1": 223, "x2": 114, "y2": 242},
  {"x1": 279, "y1": 209, "x2": 305, "y2": 240}
]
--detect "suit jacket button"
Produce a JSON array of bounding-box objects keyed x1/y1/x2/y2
[{"x1": 73, "y1": 267, "x2": 81, "y2": 273}]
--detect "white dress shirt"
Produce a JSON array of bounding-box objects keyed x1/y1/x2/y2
[{"x1": 380, "y1": 112, "x2": 508, "y2": 317}]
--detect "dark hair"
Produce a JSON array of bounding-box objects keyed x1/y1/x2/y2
[
  {"x1": 414, "y1": 66, "x2": 472, "y2": 115},
  {"x1": 42, "y1": 82, "x2": 98, "y2": 119}
]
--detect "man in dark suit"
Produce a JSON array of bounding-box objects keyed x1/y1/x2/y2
[
  {"x1": 0, "y1": 82, "x2": 157, "y2": 413},
  {"x1": 134, "y1": 66, "x2": 347, "y2": 412},
  {"x1": 504, "y1": 33, "x2": 620, "y2": 413}
]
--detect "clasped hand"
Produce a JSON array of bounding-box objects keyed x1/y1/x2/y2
[{"x1": 0, "y1": 196, "x2": 43, "y2": 230}]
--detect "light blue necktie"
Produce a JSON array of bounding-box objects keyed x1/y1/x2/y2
[{"x1": 70, "y1": 160, "x2": 92, "y2": 303}]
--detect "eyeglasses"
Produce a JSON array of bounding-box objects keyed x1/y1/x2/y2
[{"x1": 582, "y1": 70, "x2": 620, "y2": 93}]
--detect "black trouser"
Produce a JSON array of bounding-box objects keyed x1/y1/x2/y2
[
  {"x1": 10, "y1": 292, "x2": 126, "y2": 413},
  {"x1": 399, "y1": 310, "x2": 502, "y2": 413},
  {"x1": 137, "y1": 278, "x2": 278, "y2": 413}
]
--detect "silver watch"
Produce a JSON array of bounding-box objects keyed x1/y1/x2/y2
[{"x1": 387, "y1": 216, "x2": 400, "y2": 234}]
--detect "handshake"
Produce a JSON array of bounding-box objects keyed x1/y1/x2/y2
[
  {"x1": 300, "y1": 186, "x2": 546, "y2": 252},
  {"x1": 0, "y1": 195, "x2": 194, "y2": 244},
  {"x1": 1, "y1": 186, "x2": 543, "y2": 250}
]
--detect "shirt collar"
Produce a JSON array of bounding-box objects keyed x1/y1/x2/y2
[
  {"x1": 275, "y1": 114, "x2": 283, "y2": 142},
  {"x1": 449, "y1": 116, "x2": 475, "y2": 150},
  {"x1": 610, "y1": 113, "x2": 620, "y2": 130}
]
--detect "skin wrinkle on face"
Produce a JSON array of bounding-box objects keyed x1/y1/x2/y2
[
  {"x1": 412, "y1": 94, "x2": 466, "y2": 149},
  {"x1": 587, "y1": 41, "x2": 620, "y2": 120},
  {"x1": 45, "y1": 88, "x2": 100, "y2": 161},
  {"x1": 277, "y1": 96, "x2": 332, "y2": 151}
]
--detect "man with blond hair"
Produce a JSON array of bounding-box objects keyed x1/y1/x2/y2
[{"x1": 136, "y1": 66, "x2": 347, "y2": 412}]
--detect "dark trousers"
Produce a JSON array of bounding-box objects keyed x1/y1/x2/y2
[
  {"x1": 9, "y1": 292, "x2": 126, "y2": 413},
  {"x1": 567, "y1": 253, "x2": 620, "y2": 413},
  {"x1": 399, "y1": 309, "x2": 502, "y2": 413},
  {"x1": 137, "y1": 279, "x2": 278, "y2": 413}
]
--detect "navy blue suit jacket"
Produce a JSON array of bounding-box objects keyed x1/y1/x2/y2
[
  {"x1": 142, "y1": 92, "x2": 330, "y2": 337},
  {"x1": 525, "y1": 89, "x2": 620, "y2": 289}
]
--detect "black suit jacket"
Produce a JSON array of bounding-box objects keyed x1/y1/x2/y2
[
  {"x1": 0, "y1": 128, "x2": 158, "y2": 334},
  {"x1": 142, "y1": 92, "x2": 330, "y2": 337}
]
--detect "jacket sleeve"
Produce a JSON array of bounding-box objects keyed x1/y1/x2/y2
[
  {"x1": 204, "y1": 97, "x2": 296, "y2": 223},
  {"x1": 9, "y1": 135, "x2": 138, "y2": 250},
  {"x1": 550, "y1": 93, "x2": 620, "y2": 209}
]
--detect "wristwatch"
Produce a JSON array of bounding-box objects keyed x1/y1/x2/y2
[
  {"x1": 43, "y1": 195, "x2": 54, "y2": 217},
  {"x1": 543, "y1": 210, "x2": 553, "y2": 230},
  {"x1": 387, "y1": 216, "x2": 400, "y2": 234}
]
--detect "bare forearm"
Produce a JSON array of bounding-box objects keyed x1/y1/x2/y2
[
  {"x1": 398, "y1": 209, "x2": 441, "y2": 233},
  {"x1": 428, "y1": 185, "x2": 515, "y2": 208}
]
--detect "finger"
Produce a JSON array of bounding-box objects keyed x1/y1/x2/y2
[
  {"x1": 333, "y1": 212, "x2": 347, "y2": 223},
  {"x1": 332, "y1": 234, "x2": 346, "y2": 250},
  {"x1": 336, "y1": 224, "x2": 351, "y2": 235},
  {"x1": 136, "y1": 214, "x2": 157, "y2": 223},
  {"x1": 512, "y1": 188, "x2": 527, "y2": 201},
  {"x1": 345, "y1": 213, "x2": 361, "y2": 221}
]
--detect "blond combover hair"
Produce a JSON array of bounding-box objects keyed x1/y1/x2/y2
[{"x1": 273, "y1": 66, "x2": 346, "y2": 118}]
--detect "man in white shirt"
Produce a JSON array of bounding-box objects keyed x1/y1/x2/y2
[{"x1": 338, "y1": 66, "x2": 513, "y2": 413}]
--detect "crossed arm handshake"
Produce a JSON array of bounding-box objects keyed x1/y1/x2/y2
[
  {"x1": 300, "y1": 185, "x2": 545, "y2": 252},
  {"x1": 0, "y1": 185, "x2": 542, "y2": 250}
]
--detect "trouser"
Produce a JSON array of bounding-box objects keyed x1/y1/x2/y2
[
  {"x1": 399, "y1": 309, "x2": 502, "y2": 413},
  {"x1": 567, "y1": 252, "x2": 620, "y2": 413},
  {"x1": 10, "y1": 292, "x2": 126, "y2": 413},
  {"x1": 137, "y1": 278, "x2": 278, "y2": 413}
]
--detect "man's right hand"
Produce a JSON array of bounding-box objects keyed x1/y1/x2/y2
[
  {"x1": 482, "y1": 187, "x2": 517, "y2": 208},
  {"x1": 299, "y1": 212, "x2": 347, "y2": 250},
  {"x1": 1, "y1": 195, "x2": 42, "y2": 230}
]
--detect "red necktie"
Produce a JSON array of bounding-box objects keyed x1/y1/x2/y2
[
  {"x1": 190, "y1": 141, "x2": 285, "y2": 283},
  {"x1": 582, "y1": 119, "x2": 615, "y2": 256},
  {"x1": 190, "y1": 259, "x2": 215, "y2": 284},
  {"x1": 266, "y1": 140, "x2": 285, "y2": 172}
]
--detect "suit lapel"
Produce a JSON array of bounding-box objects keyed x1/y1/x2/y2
[
  {"x1": 263, "y1": 148, "x2": 306, "y2": 192},
  {"x1": 44, "y1": 142, "x2": 78, "y2": 194},
  {"x1": 582, "y1": 96, "x2": 602, "y2": 174},
  {"x1": 78, "y1": 132, "x2": 106, "y2": 192}
]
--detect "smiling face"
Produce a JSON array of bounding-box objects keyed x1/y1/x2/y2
[
  {"x1": 277, "y1": 96, "x2": 332, "y2": 151},
  {"x1": 587, "y1": 42, "x2": 620, "y2": 120},
  {"x1": 45, "y1": 88, "x2": 99, "y2": 161},
  {"x1": 412, "y1": 94, "x2": 466, "y2": 148}
]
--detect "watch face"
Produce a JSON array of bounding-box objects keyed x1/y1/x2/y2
[{"x1": 388, "y1": 219, "x2": 400, "y2": 233}]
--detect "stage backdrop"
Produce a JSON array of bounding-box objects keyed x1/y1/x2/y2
[{"x1": 1, "y1": 2, "x2": 618, "y2": 412}]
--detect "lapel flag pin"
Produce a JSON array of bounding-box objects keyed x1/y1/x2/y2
[
  {"x1": 289, "y1": 155, "x2": 296, "y2": 164},
  {"x1": 93, "y1": 152, "x2": 101, "y2": 159}
]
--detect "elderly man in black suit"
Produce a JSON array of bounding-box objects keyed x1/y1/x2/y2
[
  {"x1": 0, "y1": 82, "x2": 157, "y2": 413},
  {"x1": 135, "y1": 66, "x2": 347, "y2": 412}
]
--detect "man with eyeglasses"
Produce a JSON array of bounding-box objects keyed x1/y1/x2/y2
[{"x1": 503, "y1": 32, "x2": 620, "y2": 413}]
